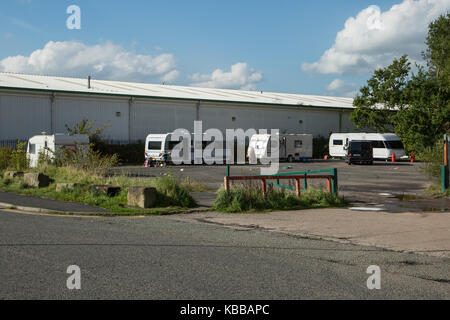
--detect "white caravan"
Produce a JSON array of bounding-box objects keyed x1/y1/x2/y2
[
  {"x1": 248, "y1": 134, "x2": 313, "y2": 162},
  {"x1": 329, "y1": 133, "x2": 406, "y2": 160},
  {"x1": 144, "y1": 133, "x2": 237, "y2": 164},
  {"x1": 27, "y1": 133, "x2": 90, "y2": 168}
]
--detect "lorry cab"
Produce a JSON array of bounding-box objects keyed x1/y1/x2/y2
[{"x1": 345, "y1": 140, "x2": 373, "y2": 165}]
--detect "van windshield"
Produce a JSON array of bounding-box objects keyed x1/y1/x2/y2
[
  {"x1": 384, "y1": 140, "x2": 404, "y2": 149},
  {"x1": 148, "y1": 141, "x2": 162, "y2": 150},
  {"x1": 349, "y1": 142, "x2": 371, "y2": 151}
]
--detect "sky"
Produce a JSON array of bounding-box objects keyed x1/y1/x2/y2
[{"x1": 0, "y1": 0, "x2": 449, "y2": 97}]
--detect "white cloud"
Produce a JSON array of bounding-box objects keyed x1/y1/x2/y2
[
  {"x1": 0, "y1": 40, "x2": 179, "y2": 83},
  {"x1": 302, "y1": 0, "x2": 450, "y2": 75},
  {"x1": 189, "y1": 62, "x2": 263, "y2": 90},
  {"x1": 326, "y1": 79, "x2": 358, "y2": 98}
]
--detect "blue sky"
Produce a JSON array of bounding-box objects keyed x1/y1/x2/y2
[{"x1": 1, "y1": 0, "x2": 449, "y2": 96}]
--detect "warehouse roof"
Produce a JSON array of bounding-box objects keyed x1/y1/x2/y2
[{"x1": 0, "y1": 72, "x2": 355, "y2": 109}]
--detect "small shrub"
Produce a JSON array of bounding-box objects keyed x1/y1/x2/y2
[
  {"x1": 9, "y1": 141, "x2": 28, "y2": 171},
  {"x1": 0, "y1": 147, "x2": 13, "y2": 171},
  {"x1": 19, "y1": 181, "x2": 30, "y2": 189},
  {"x1": 214, "y1": 183, "x2": 347, "y2": 213},
  {"x1": 154, "y1": 174, "x2": 197, "y2": 208},
  {"x1": 1, "y1": 178, "x2": 12, "y2": 186},
  {"x1": 417, "y1": 141, "x2": 443, "y2": 180}
]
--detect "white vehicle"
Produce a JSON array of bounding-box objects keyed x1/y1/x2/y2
[
  {"x1": 27, "y1": 133, "x2": 90, "y2": 168},
  {"x1": 144, "y1": 133, "x2": 236, "y2": 164},
  {"x1": 248, "y1": 133, "x2": 313, "y2": 162},
  {"x1": 329, "y1": 133, "x2": 406, "y2": 160}
]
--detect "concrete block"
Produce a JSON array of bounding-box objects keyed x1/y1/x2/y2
[
  {"x1": 89, "y1": 185, "x2": 121, "y2": 197},
  {"x1": 56, "y1": 183, "x2": 79, "y2": 192},
  {"x1": 3, "y1": 171, "x2": 24, "y2": 179},
  {"x1": 24, "y1": 173, "x2": 50, "y2": 188},
  {"x1": 128, "y1": 186, "x2": 157, "y2": 208}
]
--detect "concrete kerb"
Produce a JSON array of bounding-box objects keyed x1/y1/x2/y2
[
  {"x1": 0, "y1": 201, "x2": 211, "y2": 216},
  {"x1": 0, "y1": 201, "x2": 104, "y2": 216}
]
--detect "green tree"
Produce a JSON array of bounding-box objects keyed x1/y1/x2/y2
[
  {"x1": 65, "y1": 118, "x2": 110, "y2": 150},
  {"x1": 351, "y1": 14, "x2": 450, "y2": 153}
]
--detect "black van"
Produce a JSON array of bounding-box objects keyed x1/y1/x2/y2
[{"x1": 345, "y1": 140, "x2": 373, "y2": 165}]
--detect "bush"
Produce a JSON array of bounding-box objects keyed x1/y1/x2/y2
[
  {"x1": 417, "y1": 141, "x2": 443, "y2": 179},
  {"x1": 0, "y1": 147, "x2": 12, "y2": 171},
  {"x1": 47, "y1": 147, "x2": 119, "y2": 172},
  {"x1": 213, "y1": 183, "x2": 347, "y2": 213},
  {"x1": 9, "y1": 141, "x2": 28, "y2": 171},
  {"x1": 154, "y1": 174, "x2": 197, "y2": 207}
]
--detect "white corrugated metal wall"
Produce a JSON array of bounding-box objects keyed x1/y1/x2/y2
[
  {"x1": 0, "y1": 89, "x2": 356, "y2": 143},
  {"x1": 0, "y1": 92, "x2": 51, "y2": 140}
]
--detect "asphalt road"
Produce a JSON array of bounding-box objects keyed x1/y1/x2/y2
[{"x1": 1, "y1": 210, "x2": 449, "y2": 299}]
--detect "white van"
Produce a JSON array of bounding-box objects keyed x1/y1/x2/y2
[
  {"x1": 329, "y1": 133, "x2": 406, "y2": 160},
  {"x1": 27, "y1": 133, "x2": 90, "y2": 168},
  {"x1": 248, "y1": 133, "x2": 313, "y2": 162},
  {"x1": 144, "y1": 133, "x2": 235, "y2": 164}
]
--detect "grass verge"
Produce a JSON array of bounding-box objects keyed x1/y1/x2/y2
[
  {"x1": 213, "y1": 184, "x2": 348, "y2": 213},
  {"x1": 0, "y1": 166, "x2": 198, "y2": 215},
  {"x1": 425, "y1": 184, "x2": 450, "y2": 198}
]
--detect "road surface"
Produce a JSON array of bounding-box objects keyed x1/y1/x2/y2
[{"x1": 0, "y1": 210, "x2": 449, "y2": 299}]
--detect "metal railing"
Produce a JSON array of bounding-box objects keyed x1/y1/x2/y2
[{"x1": 224, "y1": 167, "x2": 338, "y2": 197}]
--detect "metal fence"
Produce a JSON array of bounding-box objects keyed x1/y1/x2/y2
[{"x1": 0, "y1": 140, "x2": 27, "y2": 149}]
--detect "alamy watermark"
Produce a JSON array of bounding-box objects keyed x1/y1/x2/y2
[
  {"x1": 366, "y1": 265, "x2": 381, "y2": 290},
  {"x1": 162, "y1": 121, "x2": 279, "y2": 175},
  {"x1": 66, "y1": 265, "x2": 81, "y2": 290},
  {"x1": 66, "y1": 5, "x2": 81, "y2": 30}
]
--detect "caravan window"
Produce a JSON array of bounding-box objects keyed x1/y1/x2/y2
[
  {"x1": 28, "y1": 144, "x2": 36, "y2": 154},
  {"x1": 148, "y1": 141, "x2": 162, "y2": 150},
  {"x1": 333, "y1": 140, "x2": 343, "y2": 146},
  {"x1": 294, "y1": 140, "x2": 303, "y2": 148},
  {"x1": 384, "y1": 140, "x2": 404, "y2": 149}
]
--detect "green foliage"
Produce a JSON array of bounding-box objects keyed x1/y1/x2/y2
[
  {"x1": 153, "y1": 174, "x2": 197, "y2": 207},
  {"x1": 65, "y1": 118, "x2": 110, "y2": 151},
  {"x1": 417, "y1": 141, "x2": 444, "y2": 179},
  {"x1": 0, "y1": 147, "x2": 13, "y2": 171},
  {"x1": 9, "y1": 141, "x2": 29, "y2": 171},
  {"x1": 351, "y1": 14, "x2": 450, "y2": 154},
  {"x1": 65, "y1": 118, "x2": 109, "y2": 140},
  {"x1": 351, "y1": 55, "x2": 410, "y2": 133},
  {"x1": 0, "y1": 165, "x2": 197, "y2": 213},
  {"x1": 213, "y1": 184, "x2": 347, "y2": 213}
]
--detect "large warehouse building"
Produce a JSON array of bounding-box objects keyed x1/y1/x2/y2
[{"x1": 0, "y1": 73, "x2": 357, "y2": 145}]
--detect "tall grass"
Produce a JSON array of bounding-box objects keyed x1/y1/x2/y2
[
  {"x1": 213, "y1": 183, "x2": 347, "y2": 213},
  {"x1": 1, "y1": 165, "x2": 197, "y2": 212},
  {"x1": 418, "y1": 141, "x2": 444, "y2": 180}
]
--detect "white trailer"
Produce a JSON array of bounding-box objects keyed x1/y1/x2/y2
[
  {"x1": 27, "y1": 133, "x2": 90, "y2": 168},
  {"x1": 329, "y1": 133, "x2": 406, "y2": 160},
  {"x1": 144, "y1": 133, "x2": 237, "y2": 164},
  {"x1": 248, "y1": 133, "x2": 313, "y2": 162}
]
